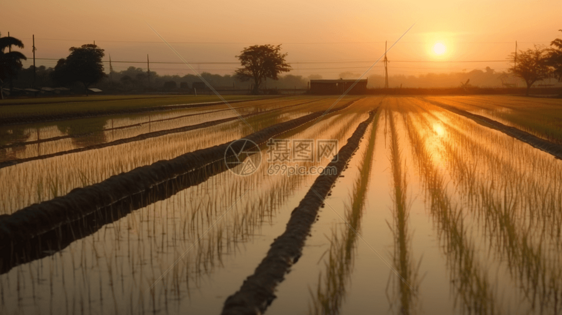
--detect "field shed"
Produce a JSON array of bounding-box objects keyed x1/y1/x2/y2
[{"x1": 310, "y1": 79, "x2": 368, "y2": 94}]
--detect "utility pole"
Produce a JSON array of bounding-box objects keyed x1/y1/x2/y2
[
  {"x1": 32, "y1": 35, "x2": 36, "y2": 88},
  {"x1": 109, "y1": 54, "x2": 113, "y2": 81},
  {"x1": 8, "y1": 32, "x2": 13, "y2": 94},
  {"x1": 514, "y1": 41, "x2": 518, "y2": 68},
  {"x1": 384, "y1": 41, "x2": 389, "y2": 89},
  {"x1": 147, "y1": 54, "x2": 150, "y2": 88},
  {"x1": 514, "y1": 41, "x2": 518, "y2": 87}
]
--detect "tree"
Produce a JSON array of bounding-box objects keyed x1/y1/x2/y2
[
  {"x1": 235, "y1": 44, "x2": 291, "y2": 94},
  {"x1": 547, "y1": 30, "x2": 562, "y2": 81},
  {"x1": 51, "y1": 58, "x2": 71, "y2": 86},
  {"x1": 120, "y1": 75, "x2": 133, "y2": 90},
  {"x1": 135, "y1": 72, "x2": 147, "y2": 87},
  {"x1": 14, "y1": 65, "x2": 54, "y2": 88},
  {"x1": 51, "y1": 44, "x2": 106, "y2": 95},
  {"x1": 0, "y1": 35, "x2": 27, "y2": 99},
  {"x1": 508, "y1": 46, "x2": 550, "y2": 95}
]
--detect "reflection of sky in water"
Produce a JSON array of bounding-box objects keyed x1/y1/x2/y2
[
  {"x1": 3, "y1": 97, "x2": 562, "y2": 315},
  {"x1": 0, "y1": 98, "x2": 321, "y2": 162},
  {"x1": 0, "y1": 102, "x2": 364, "y2": 315},
  {"x1": 0, "y1": 98, "x2": 351, "y2": 214}
]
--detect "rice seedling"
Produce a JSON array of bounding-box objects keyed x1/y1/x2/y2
[
  {"x1": 0, "y1": 96, "x2": 322, "y2": 162},
  {"x1": 3, "y1": 95, "x2": 562, "y2": 314},
  {"x1": 426, "y1": 95, "x2": 562, "y2": 144},
  {"x1": 0, "y1": 99, "x2": 367, "y2": 315},
  {"x1": 411, "y1": 97, "x2": 562, "y2": 313},
  {"x1": 222, "y1": 104, "x2": 377, "y2": 314},
  {"x1": 400, "y1": 100, "x2": 500, "y2": 315},
  {"x1": 0, "y1": 97, "x2": 359, "y2": 214},
  {"x1": 308, "y1": 105, "x2": 381, "y2": 315},
  {"x1": 384, "y1": 104, "x2": 421, "y2": 315}
]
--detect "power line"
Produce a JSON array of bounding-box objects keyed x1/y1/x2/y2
[
  {"x1": 141, "y1": 65, "x2": 502, "y2": 71},
  {"x1": 33, "y1": 57, "x2": 510, "y2": 65},
  {"x1": 35, "y1": 38, "x2": 551, "y2": 45}
]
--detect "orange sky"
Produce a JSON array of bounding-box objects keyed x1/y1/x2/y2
[{"x1": 4, "y1": 0, "x2": 561, "y2": 78}]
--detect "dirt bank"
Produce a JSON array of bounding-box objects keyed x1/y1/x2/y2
[
  {"x1": 221, "y1": 107, "x2": 379, "y2": 315},
  {"x1": 0, "y1": 98, "x2": 321, "y2": 152},
  {"x1": 427, "y1": 99, "x2": 562, "y2": 160},
  {"x1": 0, "y1": 97, "x2": 277, "y2": 125},
  {"x1": 0, "y1": 99, "x2": 321, "y2": 169},
  {"x1": 0, "y1": 154, "x2": 231, "y2": 274},
  {"x1": 0, "y1": 98, "x2": 361, "y2": 247}
]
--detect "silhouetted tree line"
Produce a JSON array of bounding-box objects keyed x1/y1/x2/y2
[
  {"x1": 365, "y1": 31, "x2": 562, "y2": 94},
  {"x1": 102, "y1": 67, "x2": 307, "y2": 93},
  {"x1": 364, "y1": 67, "x2": 516, "y2": 89},
  {"x1": 4, "y1": 40, "x2": 305, "y2": 95},
  {"x1": 0, "y1": 34, "x2": 27, "y2": 99},
  {"x1": 340, "y1": 32, "x2": 562, "y2": 94},
  {"x1": 3, "y1": 30, "x2": 562, "y2": 97},
  {"x1": 503, "y1": 30, "x2": 562, "y2": 95},
  {"x1": 10, "y1": 65, "x2": 309, "y2": 94}
]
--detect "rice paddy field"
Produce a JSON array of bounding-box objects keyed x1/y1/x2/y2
[{"x1": 1, "y1": 95, "x2": 562, "y2": 315}]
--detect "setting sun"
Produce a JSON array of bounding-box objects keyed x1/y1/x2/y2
[{"x1": 433, "y1": 42, "x2": 447, "y2": 55}]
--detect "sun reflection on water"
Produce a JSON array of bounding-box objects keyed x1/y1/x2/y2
[{"x1": 433, "y1": 123, "x2": 445, "y2": 137}]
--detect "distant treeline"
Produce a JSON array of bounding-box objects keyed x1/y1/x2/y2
[
  {"x1": 361, "y1": 67, "x2": 562, "y2": 89},
  {"x1": 12, "y1": 64, "x2": 562, "y2": 93},
  {"x1": 11, "y1": 66, "x2": 310, "y2": 93},
  {"x1": 366, "y1": 87, "x2": 562, "y2": 96}
]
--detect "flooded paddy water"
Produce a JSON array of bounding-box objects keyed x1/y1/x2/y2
[{"x1": 2, "y1": 96, "x2": 562, "y2": 314}]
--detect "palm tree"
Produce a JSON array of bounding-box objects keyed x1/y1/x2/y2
[{"x1": 0, "y1": 35, "x2": 27, "y2": 99}]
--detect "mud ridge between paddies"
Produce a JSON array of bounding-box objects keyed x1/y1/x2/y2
[
  {"x1": 0, "y1": 149, "x2": 235, "y2": 275},
  {"x1": 0, "y1": 107, "x2": 232, "y2": 150},
  {"x1": 426, "y1": 99, "x2": 562, "y2": 160},
  {"x1": 0, "y1": 98, "x2": 362, "y2": 248},
  {"x1": 0, "y1": 98, "x2": 321, "y2": 169},
  {"x1": 0, "y1": 95, "x2": 175, "y2": 106},
  {"x1": 0, "y1": 97, "x2": 279, "y2": 125},
  {"x1": 0, "y1": 98, "x2": 323, "y2": 150},
  {"x1": 0, "y1": 99, "x2": 341, "y2": 274},
  {"x1": 221, "y1": 107, "x2": 379, "y2": 315}
]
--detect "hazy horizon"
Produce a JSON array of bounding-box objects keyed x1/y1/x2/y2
[{"x1": 4, "y1": 0, "x2": 561, "y2": 79}]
